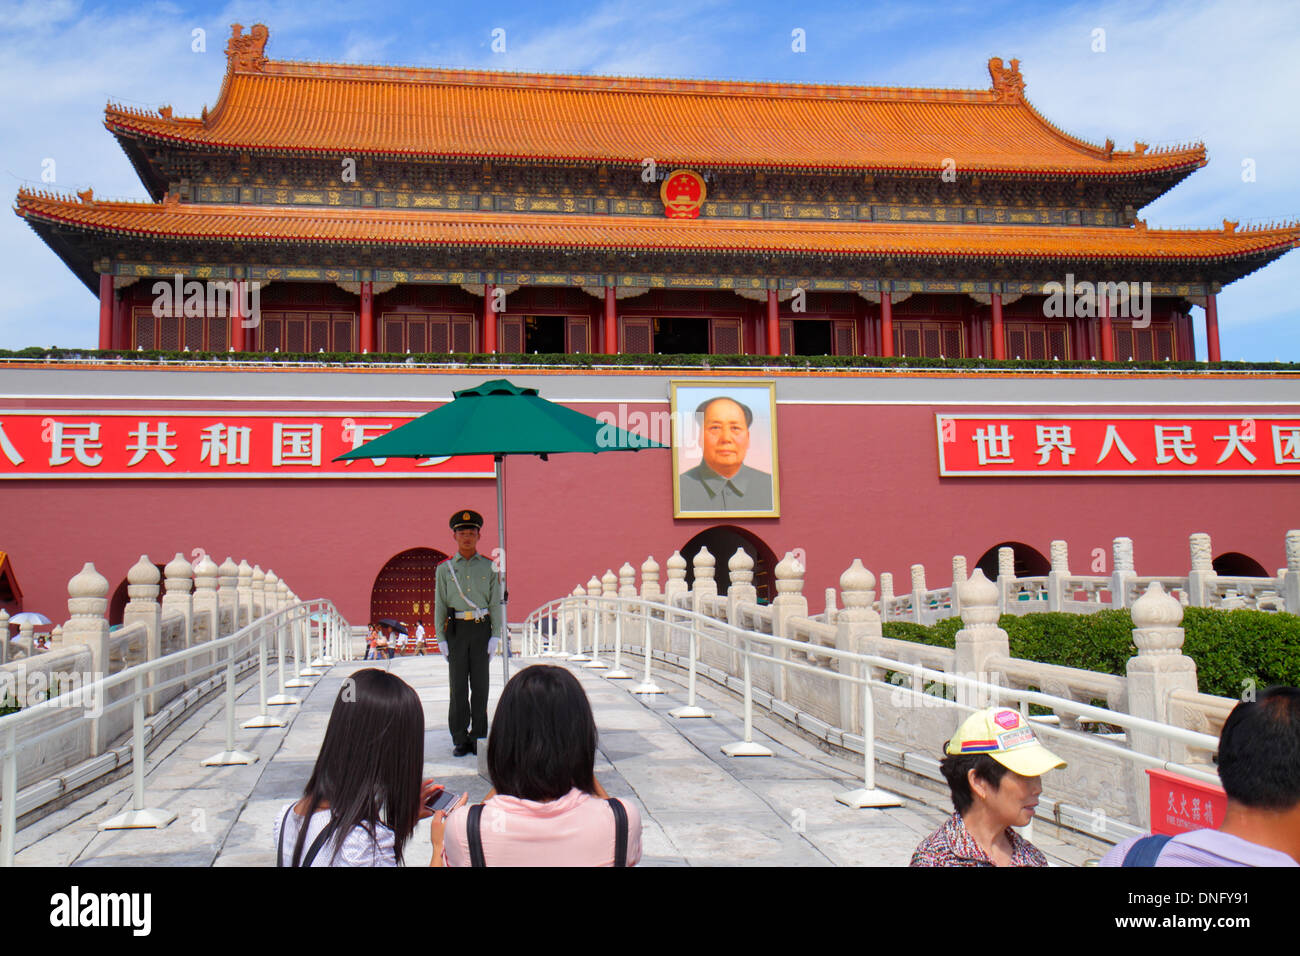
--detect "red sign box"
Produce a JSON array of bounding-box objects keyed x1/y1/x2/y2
[
  {"x1": 1146, "y1": 768, "x2": 1227, "y2": 836},
  {"x1": 0, "y1": 411, "x2": 496, "y2": 479},
  {"x1": 936, "y1": 415, "x2": 1300, "y2": 476}
]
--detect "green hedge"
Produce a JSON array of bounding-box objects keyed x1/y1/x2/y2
[
  {"x1": 2, "y1": 347, "x2": 1297, "y2": 373},
  {"x1": 881, "y1": 608, "x2": 1300, "y2": 698}
]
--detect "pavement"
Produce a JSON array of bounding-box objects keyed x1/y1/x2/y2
[{"x1": 12, "y1": 650, "x2": 1096, "y2": 867}]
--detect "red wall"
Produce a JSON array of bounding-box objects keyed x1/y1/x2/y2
[{"x1": 2, "y1": 396, "x2": 1296, "y2": 629}]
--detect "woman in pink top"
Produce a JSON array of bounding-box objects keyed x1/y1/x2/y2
[{"x1": 431, "y1": 665, "x2": 642, "y2": 867}]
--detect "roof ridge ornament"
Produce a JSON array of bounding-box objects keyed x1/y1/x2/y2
[
  {"x1": 987, "y1": 57, "x2": 1025, "y2": 102},
  {"x1": 226, "y1": 23, "x2": 269, "y2": 73}
]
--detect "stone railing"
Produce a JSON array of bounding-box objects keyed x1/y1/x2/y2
[
  {"x1": 0, "y1": 552, "x2": 304, "y2": 793},
  {"x1": 869, "y1": 529, "x2": 1298, "y2": 622},
  {"x1": 565, "y1": 543, "x2": 1245, "y2": 828}
]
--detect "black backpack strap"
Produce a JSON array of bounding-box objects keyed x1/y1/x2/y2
[
  {"x1": 300, "y1": 818, "x2": 338, "y2": 867},
  {"x1": 1122, "y1": 834, "x2": 1173, "y2": 867},
  {"x1": 467, "y1": 804, "x2": 487, "y2": 867},
  {"x1": 607, "y1": 798, "x2": 628, "y2": 868},
  {"x1": 276, "y1": 805, "x2": 291, "y2": 867}
]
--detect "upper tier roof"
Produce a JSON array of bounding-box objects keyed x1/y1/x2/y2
[
  {"x1": 19, "y1": 189, "x2": 1297, "y2": 267},
  {"x1": 103, "y1": 26, "x2": 1204, "y2": 178}
]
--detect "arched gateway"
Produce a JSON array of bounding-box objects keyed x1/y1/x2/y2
[
  {"x1": 370, "y1": 547, "x2": 450, "y2": 633},
  {"x1": 680, "y1": 526, "x2": 778, "y2": 602}
]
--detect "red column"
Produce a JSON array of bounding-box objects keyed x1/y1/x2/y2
[
  {"x1": 1205, "y1": 294, "x2": 1221, "y2": 362},
  {"x1": 483, "y1": 284, "x2": 497, "y2": 353},
  {"x1": 604, "y1": 286, "x2": 617, "y2": 354},
  {"x1": 359, "y1": 281, "x2": 374, "y2": 353},
  {"x1": 97, "y1": 273, "x2": 113, "y2": 350},
  {"x1": 229, "y1": 280, "x2": 245, "y2": 351},
  {"x1": 991, "y1": 293, "x2": 1005, "y2": 360},
  {"x1": 765, "y1": 289, "x2": 780, "y2": 356},
  {"x1": 1100, "y1": 290, "x2": 1114, "y2": 361},
  {"x1": 111, "y1": 287, "x2": 127, "y2": 349},
  {"x1": 880, "y1": 293, "x2": 894, "y2": 357}
]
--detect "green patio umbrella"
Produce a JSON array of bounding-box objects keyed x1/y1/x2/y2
[{"x1": 333, "y1": 378, "x2": 665, "y2": 676}]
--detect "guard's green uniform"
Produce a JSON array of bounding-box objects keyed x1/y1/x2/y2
[{"x1": 435, "y1": 511, "x2": 502, "y2": 748}]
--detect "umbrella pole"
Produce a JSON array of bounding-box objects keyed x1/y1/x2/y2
[{"x1": 496, "y1": 454, "x2": 510, "y2": 684}]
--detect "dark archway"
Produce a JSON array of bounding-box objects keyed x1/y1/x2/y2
[
  {"x1": 1212, "y1": 552, "x2": 1269, "y2": 577},
  {"x1": 680, "y1": 526, "x2": 778, "y2": 603},
  {"x1": 370, "y1": 547, "x2": 450, "y2": 630},
  {"x1": 108, "y1": 563, "x2": 165, "y2": 627},
  {"x1": 974, "y1": 541, "x2": 1050, "y2": 580}
]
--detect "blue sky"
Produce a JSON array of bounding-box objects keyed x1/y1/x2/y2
[{"x1": 2, "y1": 0, "x2": 1297, "y2": 358}]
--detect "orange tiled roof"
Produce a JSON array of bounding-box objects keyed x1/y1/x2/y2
[
  {"x1": 103, "y1": 53, "x2": 1204, "y2": 177},
  {"x1": 17, "y1": 190, "x2": 1298, "y2": 263}
]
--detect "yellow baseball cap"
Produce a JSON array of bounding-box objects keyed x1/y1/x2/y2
[{"x1": 944, "y1": 707, "x2": 1067, "y2": 777}]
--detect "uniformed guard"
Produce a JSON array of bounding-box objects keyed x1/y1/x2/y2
[{"x1": 435, "y1": 509, "x2": 502, "y2": 756}]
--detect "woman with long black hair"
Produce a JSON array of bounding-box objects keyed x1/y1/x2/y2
[{"x1": 275, "y1": 668, "x2": 433, "y2": 866}]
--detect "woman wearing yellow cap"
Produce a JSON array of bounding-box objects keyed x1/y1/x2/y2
[{"x1": 910, "y1": 706, "x2": 1066, "y2": 867}]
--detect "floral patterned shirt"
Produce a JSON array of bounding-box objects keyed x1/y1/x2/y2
[{"x1": 910, "y1": 812, "x2": 1048, "y2": 867}]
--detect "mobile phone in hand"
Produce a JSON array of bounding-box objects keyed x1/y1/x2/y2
[{"x1": 424, "y1": 788, "x2": 464, "y2": 814}]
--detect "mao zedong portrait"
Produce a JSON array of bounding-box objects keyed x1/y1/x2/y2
[{"x1": 678, "y1": 397, "x2": 774, "y2": 512}]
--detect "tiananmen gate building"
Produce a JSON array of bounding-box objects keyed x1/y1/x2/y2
[{"x1": 4, "y1": 24, "x2": 1298, "y2": 629}]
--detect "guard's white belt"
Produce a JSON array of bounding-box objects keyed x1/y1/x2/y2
[{"x1": 452, "y1": 610, "x2": 487, "y2": 621}]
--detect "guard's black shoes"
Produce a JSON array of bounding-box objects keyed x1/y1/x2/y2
[
  {"x1": 453, "y1": 742, "x2": 471, "y2": 757},
  {"x1": 468, "y1": 739, "x2": 478, "y2": 755}
]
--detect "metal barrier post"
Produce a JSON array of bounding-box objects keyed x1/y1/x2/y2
[
  {"x1": 203, "y1": 641, "x2": 259, "y2": 766},
  {"x1": 286, "y1": 608, "x2": 312, "y2": 688},
  {"x1": 300, "y1": 609, "x2": 323, "y2": 676},
  {"x1": 836, "y1": 672, "x2": 901, "y2": 807},
  {"x1": 243, "y1": 624, "x2": 285, "y2": 729},
  {"x1": 722, "y1": 635, "x2": 772, "y2": 756},
  {"x1": 268, "y1": 613, "x2": 300, "y2": 706},
  {"x1": 568, "y1": 598, "x2": 590, "y2": 662},
  {"x1": 669, "y1": 607, "x2": 712, "y2": 718},
  {"x1": 583, "y1": 596, "x2": 608, "y2": 669},
  {"x1": 100, "y1": 675, "x2": 178, "y2": 829},
  {"x1": 632, "y1": 602, "x2": 664, "y2": 695},
  {"x1": 605, "y1": 600, "x2": 631, "y2": 679},
  {"x1": 549, "y1": 601, "x2": 569, "y2": 657}
]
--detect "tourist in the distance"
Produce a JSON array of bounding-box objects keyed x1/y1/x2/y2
[
  {"x1": 431, "y1": 664, "x2": 642, "y2": 866},
  {"x1": 910, "y1": 706, "x2": 1066, "y2": 867},
  {"x1": 274, "y1": 668, "x2": 437, "y2": 866}
]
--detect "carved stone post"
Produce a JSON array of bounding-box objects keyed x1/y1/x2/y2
[
  {"x1": 1187, "y1": 532, "x2": 1215, "y2": 608},
  {"x1": 1111, "y1": 537, "x2": 1136, "y2": 609},
  {"x1": 192, "y1": 554, "x2": 220, "y2": 647},
  {"x1": 161, "y1": 553, "x2": 194, "y2": 651},
  {"x1": 727, "y1": 548, "x2": 756, "y2": 624},
  {"x1": 63, "y1": 563, "x2": 111, "y2": 754},
  {"x1": 910, "y1": 563, "x2": 927, "y2": 623},
  {"x1": 640, "y1": 556, "x2": 661, "y2": 654},
  {"x1": 251, "y1": 565, "x2": 267, "y2": 619},
  {"x1": 217, "y1": 557, "x2": 240, "y2": 636},
  {"x1": 950, "y1": 555, "x2": 967, "y2": 618},
  {"x1": 237, "y1": 560, "x2": 254, "y2": 627},
  {"x1": 691, "y1": 547, "x2": 717, "y2": 614},
  {"x1": 771, "y1": 552, "x2": 808, "y2": 698},
  {"x1": 664, "y1": 552, "x2": 688, "y2": 656},
  {"x1": 1047, "y1": 540, "x2": 1068, "y2": 611},
  {"x1": 952, "y1": 570, "x2": 1010, "y2": 708},
  {"x1": 1125, "y1": 582, "x2": 1199, "y2": 824},
  {"x1": 836, "y1": 559, "x2": 881, "y2": 734},
  {"x1": 879, "y1": 572, "x2": 894, "y2": 622},
  {"x1": 0, "y1": 608, "x2": 8, "y2": 664},
  {"x1": 1285, "y1": 530, "x2": 1300, "y2": 614},
  {"x1": 996, "y1": 546, "x2": 1015, "y2": 613},
  {"x1": 586, "y1": 576, "x2": 602, "y2": 655},
  {"x1": 123, "y1": 556, "x2": 162, "y2": 662}
]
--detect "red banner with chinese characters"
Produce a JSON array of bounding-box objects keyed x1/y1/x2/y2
[
  {"x1": 936, "y1": 415, "x2": 1300, "y2": 477},
  {"x1": 0, "y1": 411, "x2": 496, "y2": 478},
  {"x1": 1146, "y1": 769, "x2": 1226, "y2": 836}
]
